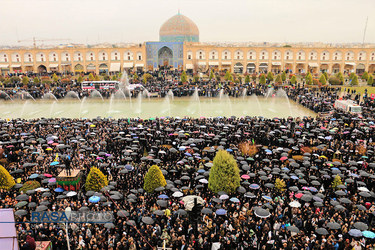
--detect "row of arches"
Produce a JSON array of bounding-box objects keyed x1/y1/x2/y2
[
  {"x1": 187, "y1": 50, "x2": 375, "y2": 61},
  {"x1": 0, "y1": 51, "x2": 143, "y2": 63},
  {"x1": 195, "y1": 62, "x2": 375, "y2": 74}
]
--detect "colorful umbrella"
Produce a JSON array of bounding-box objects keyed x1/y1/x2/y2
[{"x1": 89, "y1": 196, "x2": 101, "y2": 203}]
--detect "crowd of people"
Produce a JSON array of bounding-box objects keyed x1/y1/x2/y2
[{"x1": 0, "y1": 76, "x2": 374, "y2": 249}]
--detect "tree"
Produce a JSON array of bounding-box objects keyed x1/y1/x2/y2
[
  {"x1": 351, "y1": 74, "x2": 358, "y2": 86},
  {"x1": 329, "y1": 76, "x2": 341, "y2": 85},
  {"x1": 94, "y1": 75, "x2": 100, "y2": 81},
  {"x1": 275, "y1": 74, "x2": 282, "y2": 84},
  {"x1": 0, "y1": 165, "x2": 15, "y2": 190},
  {"x1": 143, "y1": 165, "x2": 166, "y2": 193},
  {"x1": 275, "y1": 178, "x2": 286, "y2": 193},
  {"x1": 143, "y1": 73, "x2": 152, "y2": 83},
  {"x1": 224, "y1": 71, "x2": 231, "y2": 81},
  {"x1": 336, "y1": 72, "x2": 344, "y2": 83},
  {"x1": 368, "y1": 75, "x2": 373, "y2": 85},
  {"x1": 193, "y1": 74, "x2": 199, "y2": 83},
  {"x1": 85, "y1": 167, "x2": 108, "y2": 191},
  {"x1": 52, "y1": 73, "x2": 59, "y2": 83},
  {"x1": 133, "y1": 72, "x2": 139, "y2": 81},
  {"x1": 267, "y1": 72, "x2": 274, "y2": 82},
  {"x1": 259, "y1": 74, "x2": 266, "y2": 85},
  {"x1": 331, "y1": 175, "x2": 343, "y2": 190},
  {"x1": 281, "y1": 71, "x2": 287, "y2": 82},
  {"x1": 22, "y1": 76, "x2": 29, "y2": 86},
  {"x1": 111, "y1": 75, "x2": 117, "y2": 81},
  {"x1": 181, "y1": 71, "x2": 187, "y2": 83},
  {"x1": 20, "y1": 180, "x2": 40, "y2": 192},
  {"x1": 209, "y1": 70, "x2": 214, "y2": 80},
  {"x1": 319, "y1": 74, "x2": 327, "y2": 85},
  {"x1": 245, "y1": 75, "x2": 250, "y2": 83},
  {"x1": 362, "y1": 71, "x2": 369, "y2": 81},
  {"x1": 349, "y1": 72, "x2": 355, "y2": 80},
  {"x1": 229, "y1": 73, "x2": 234, "y2": 82},
  {"x1": 77, "y1": 75, "x2": 83, "y2": 84},
  {"x1": 323, "y1": 71, "x2": 328, "y2": 81},
  {"x1": 88, "y1": 73, "x2": 95, "y2": 81},
  {"x1": 251, "y1": 74, "x2": 257, "y2": 81},
  {"x1": 33, "y1": 77, "x2": 40, "y2": 84},
  {"x1": 305, "y1": 72, "x2": 313, "y2": 85},
  {"x1": 208, "y1": 150, "x2": 240, "y2": 194},
  {"x1": 290, "y1": 75, "x2": 297, "y2": 85}
]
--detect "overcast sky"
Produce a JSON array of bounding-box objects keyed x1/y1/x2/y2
[{"x1": 1, "y1": 0, "x2": 374, "y2": 46}]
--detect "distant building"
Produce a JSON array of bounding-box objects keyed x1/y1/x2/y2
[{"x1": 0, "y1": 13, "x2": 375, "y2": 75}]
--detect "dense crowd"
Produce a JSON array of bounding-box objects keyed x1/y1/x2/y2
[{"x1": 0, "y1": 77, "x2": 375, "y2": 249}]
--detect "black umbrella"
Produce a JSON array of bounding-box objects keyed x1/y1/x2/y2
[
  {"x1": 35, "y1": 205, "x2": 48, "y2": 212},
  {"x1": 142, "y1": 216, "x2": 154, "y2": 225},
  {"x1": 334, "y1": 205, "x2": 346, "y2": 211},
  {"x1": 15, "y1": 201, "x2": 28, "y2": 208},
  {"x1": 353, "y1": 222, "x2": 368, "y2": 231},
  {"x1": 176, "y1": 209, "x2": 188, "y2": 216},
  {"x1": 301, "y1": 195, "x2": 313, "y2": 202},
  {"x1": 201, "y1": 208, "x2": 213, "y2": 214},
  {"x1": 117, "y1": 210, "x2": 130, "y2": 217},
  {"x1": 79, "y1": 206, "x2": 90, "y2": 212},
  {"x1": 14, "y1": 183, "x2": 23, "y2": 189},
  {"x1": 237, "y1": 186, "x2": 246, "y2": 193},
  {"x1": 335, "y1": 190, "x2": 346, "y2": 196},
  {"x1": 315, "y1": 228, "x2": 329, "y2": 235},
  {"x1": 155, "y1": 186, "x2": 165, "y2": 192},
  {"x1": 42, "y1": 192, "x2": 52, "y2": 197},
  {"x1": 28, "y1": 202, "x2": 37, "y2": 208},
  {"x1": 254, "y1": 208, "x2": 270, "y2": 218},
  {"x1": 339, "y1": 198, "x2": 352, "y2": 204},
  {"x1": 287, "y1": 226, "x2": 300, "y2": 233},
  {"x1": 153, "y1": 210, "x2": 165, "y2": 216},
  {"x1": 359, "y1": 192, "x2": 371, "y2": 198},
  {"x1": 15, "y1": 209, "x2": 28, "y2": 217},
  {"x1": 355, "y1": 204, "x2": 366, "y2": 211},
  {"x1": 16, "y1": 194, "x2": 29, "y2": 201},
  {"x1": 327, "y1": 222, "x2": 341, "y2": 230},
  {"x1": 104, "y1": 223, "x2": 115, "y2": 229},
  {"x1": 110, "y1": 194, "x2": 121, "y2": 200},
  {"x1": 156, "y1": 200, "x2": 168, "y2": 207},
  {"x1": 126, "y1": 220, "x2": 136, "y2": 226}
]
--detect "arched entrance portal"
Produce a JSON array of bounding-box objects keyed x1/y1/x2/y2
[
  {"x1": 37, "y1": 65, "x2": 47, "y2": 74},
  {"x1": 158, "y1": 46, "x2": 173, "y2": 69}
]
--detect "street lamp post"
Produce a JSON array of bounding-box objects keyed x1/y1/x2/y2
[{"x1": 188, "y1": 198, "x2": 203, "y2": 238}]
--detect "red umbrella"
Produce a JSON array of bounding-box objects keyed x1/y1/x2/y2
[
  {"x1": 295, "y1": 193, "x2": 303, "y2": 199},
  {"x1": 241, "y1": 174, "x2": 250, "y2": 180},
  {"x1": 280, "y1": 156, "x2": 288, "y2": 161}
]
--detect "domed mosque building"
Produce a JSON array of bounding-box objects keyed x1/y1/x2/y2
[
  {"x1": 159, "y1": 12, "x2": 199, "y2": 42},
  {"x1": 0, "y1": 12, "x2": 374, "y2": 75},
  {"x1": 146, "y1": 12, "x2": 199, "y2": 70}
]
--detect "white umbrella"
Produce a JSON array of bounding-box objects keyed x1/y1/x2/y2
[
  {"x1": 358, "y1": 187, "x2": 369, "y2": 192},
  {"x1": 182, "y1": 195, "x2": 204, "y2": 211},
  {"x1": 219, "y1": 194, "x2": 229, "y2": 200},
  {"x1": 199, "y1": 179, "x2": 208, "y2": 184},
  {"x1": 172, "y1": 191, "x2": 184, "y2": 198},
  {"x1": 66, "y1": 191, "x2": 77, "y2": 197},
  {"x1": 289, "y1": 201, "x2": 301, "y2": 208}
]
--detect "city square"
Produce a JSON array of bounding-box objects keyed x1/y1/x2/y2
[{"x1": 0, "y1": 0, "x2": 375, "y2": 249}]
